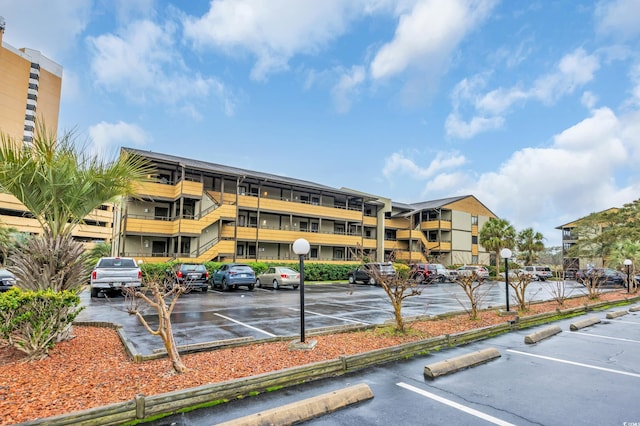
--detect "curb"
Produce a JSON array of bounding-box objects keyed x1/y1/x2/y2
[
  {"x1": 524, "y1": 325, "x2": 562, "y2": 344},
  {"x1": 216, "y1": 383, "x2": 374, "y2": 426},
  {"x1": 570, "y1": 316, "x2": 601, "y2": 331},
  {"x1": 423, "y1": 347, "x2": 501, "y2": 379},
  {"x1": 606, "y1": 310, "x2": 628, "y2": 319}
]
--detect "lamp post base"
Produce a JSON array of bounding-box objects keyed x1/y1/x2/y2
[{"x1": 288, "y1": 339, "x2": 318, "y2": 351}]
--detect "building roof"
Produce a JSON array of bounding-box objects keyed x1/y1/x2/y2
[
  {"x1": 123, "y1": 147, "x2": 379, "y2": 200},
  {"x1": 391, "y1": 195, "x2": 497, "y2": 218}
]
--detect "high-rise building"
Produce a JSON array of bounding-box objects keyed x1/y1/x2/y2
[
  {"x1": 0, "y1": 17, "x2": 62, "y2": 145},
  {"x1": 0, "y1": 18, "x2": 114, "y2": 244}
]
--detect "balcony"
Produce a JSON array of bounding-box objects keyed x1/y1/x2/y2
[
  {"x1": 426, "y1": 241, "x2": 452, "y2": 251},
  {"x1": 238, "y1": 195, "x2": 364, "y2": 221},
  {"x1": 224, "y1": 225, "x2": 369, "y2": 247},
  {"x1": 135, "y1": 180, "x2": 203, "y2": 200},
  {"x1": 385, "y1": 217, "x2": 410, "y2": 228},
  {"x1": 421, "y1": 220, "x2": 452, "y2": 230}
]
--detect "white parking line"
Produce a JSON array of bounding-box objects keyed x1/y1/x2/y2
[
  {"x1": 288, "y1": 307, "x2": 372, "y2": 325},
  {"x1": 573, "y1": 332, "x2": 640, "y2": 344},
  {"x1": 507, "y1": 350, "x2": 640, "y2": 378},
  {"x1": 396, "y1": 382, "x2": 516, "y2": 426},
  {"x1": 214, "y1": 313, "x2": 276, "y2": 337}
]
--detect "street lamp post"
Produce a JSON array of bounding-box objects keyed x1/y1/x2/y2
[
  {"x1": 500, "y1": 248, "x2": 513, "y2": 312},
  {"x1": 624, "y1": 259, "x2": 632, "y2": 294},
  {"x1": 292, "y1": 238, "x2": 310, "y2": 343}
]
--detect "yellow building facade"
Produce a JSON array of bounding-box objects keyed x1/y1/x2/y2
[
  {"x1": 117, "y1": 149, "x2": 496, "y2": 265},
  {"x1": 0, "y1": 21, "x2": 114, "y2": 244}
]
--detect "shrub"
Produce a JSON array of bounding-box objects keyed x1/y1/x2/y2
[{"x1": 0, "y1": 288, "x2": 83, "y2": 360}]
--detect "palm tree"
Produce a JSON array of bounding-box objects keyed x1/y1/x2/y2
[
  {"x1": 516, "y1": 228, "x2": 545, "y2": 265},
  {"x1": 0, "y1": 223, "x2": 19, "y2": 266},
  {"x1": 0, "y1": 123, "x2": 153, "y2": 291},
  {"x1": 479, "y1": 218, "x2": 516, "y2": 268}
]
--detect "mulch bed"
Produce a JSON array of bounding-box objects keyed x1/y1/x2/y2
[{"x1": 0, "y1": 290, "x2": 633, "y2": 425}]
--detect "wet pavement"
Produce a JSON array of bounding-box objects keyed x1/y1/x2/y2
[{"x1": 76, "y1": 280, "x2": 593, "y2": 357}]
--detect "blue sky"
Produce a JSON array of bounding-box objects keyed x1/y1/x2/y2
[{"x1": 1, "y1": 0, "x2": 639, "y2": 248}]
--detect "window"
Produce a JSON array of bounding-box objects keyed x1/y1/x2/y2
[
  {"x1": 311, "y1": 223, "x2": 319, "y2": 232},
  {"x1": 248, "y1": 245, "x2": 256, "y2": 256},
  {"x1": 472, "y1": 255, "x2": 478, "y2": 264},
  {"x1": 472, "y1": 235, "x2": 478, "y2": 244},
  {"x1": 428, "y1": 231, "x2": 438, "y2": 241},
  {"x1": 236, "y1": 245, "x2": 244, "y2": 256},
  {"x1": 471, "y1": 216, "x2": 478, "y2": 225},
  {"x1": 310, "y1": 248, "x2": 318, "y2": 258},
  {"x1": 365, "y1": 229, "x2": 371, "y2": 238},
  {"x1": 311, "y1": 197, "x2": 320, "y2": 205}
]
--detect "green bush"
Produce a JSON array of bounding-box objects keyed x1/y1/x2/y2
[{"x1": 0, "y1": 288, "x2": 83, "y2": 360}]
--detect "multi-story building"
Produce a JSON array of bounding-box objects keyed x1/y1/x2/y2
[
  {"x1": 556, "y1": 207, "x2": 619, "y2": 271},
  {"x1": 0, "y1": 19, "x2": 114, "y2": 244},
  {"x1": 116, "y1": 148, "x2": 496, "y2": 265}
]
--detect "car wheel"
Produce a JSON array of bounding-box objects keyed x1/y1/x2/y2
[
  {"x1": 348, "y1": 275, "x2": 356, "y2": 284},
  {"x1": 293, "y1": 285, "x2": 299, "y2": 290},
  {"x1": 256, "y1": 279, "x2": 262, "y2": 288},
  {"x1": 222, "y1": 279, "x2": 229, "y2": 291},
  {"x1": 90, "y1": 287, "x2": 100, "y2": 298},
  {"x1": 368, "y1": 277, "x2": 376, "y2": 285},
  {"x1": 439, "y1": 275, "x2": 446, "y2": 283},
  {"x1": 414, "y1": 273, "x2": 424, "y2": 284},
  {"x1": 247, "y1": 283, "x2": 255, "y2": 291},
  {"x1": 273, "y1": 280, "x2": 280, "y2": 290}
]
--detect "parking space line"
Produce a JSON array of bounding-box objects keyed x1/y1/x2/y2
[
  {"x1": 608, "y1": 320, "x2": 640, "y2": 326},
  {"x1": 288, "y1": 307, "x2": 372, "y2": 325},
  {"x1": 573, "y1": 332, "x2": 640, "y2": 344},
  {"x1": 213, "y1": 313, "x2": 277, "y2": 337},
  {"x1": 396, "y1": 382, "x2": 516, "y2": 426},
  {"x1": 507, "y1": 350, "x2": 640, "y2": 378}
]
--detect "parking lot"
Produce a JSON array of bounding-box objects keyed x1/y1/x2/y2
[
  {"x1": 77, "y1": 280, "x2": 595, "y2": 357},
  {"x1": 152, "y1": 303, "x2": 640, "y2": 425}
]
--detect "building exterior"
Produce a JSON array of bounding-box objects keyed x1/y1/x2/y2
[
  {"x1": 556, "y1": 207, "x2": 618, "y2": 271},
  {"x1": 0, "y1": 20, "x2": 114, "y2": 244},
  {"x1": 116, "y1": 148, "x2": 496, "y2": 265}
]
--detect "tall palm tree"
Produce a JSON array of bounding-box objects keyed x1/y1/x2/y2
[
  {"x1": 479, "y1": 218, "x2": 516, "y2": 268},
  {"x1": 516, "y1": 227, "x2": 545, "y2": 265},
  {"x1": 0, "y1": 123, "x2": 153, "y2": 291}
]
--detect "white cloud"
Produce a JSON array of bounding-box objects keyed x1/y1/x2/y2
[
  {"x1": 331, "y1": 66, "x2": 366, "y2": 113},
  {"x1": 0, "y1": 0, "x2": 91, "y2": 59},
  {"x1": 433, "y1": 107, "x2": 640, "y2": 245},
  {"x1": 383, "y1": 151, "x2": 467, "y2": 179},
  {"x1": 446, "y1": 48, "x2": 600, "y2": 139},
  {"x1": 182, "y1": 0, "x2": 362, "y2": 81},
  {"x1": 370, "y1": 0, "x2": 497, "y2": 80},
  {"x1": 87, "y1": 19, "x2": 237, "y2": 116},
  {"x1": 595, "y1": 0, "x2": 640, "y2": 40},
  {"x1": 87, "y1": 121, "x2": 150, "y2": 160}
]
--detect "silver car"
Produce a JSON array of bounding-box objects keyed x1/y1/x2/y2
[
  {"x1": 0, "y1": 268, "x2": 17, "y2": 291},
  {"x1": 256, "y1": 267, "x2": 300, "y2": 290}
]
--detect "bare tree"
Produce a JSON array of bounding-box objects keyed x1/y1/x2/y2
[
  {"x1": 508, "y1": 271, "x2": 535, "y2": 311},
  {"x1": 123, "y1": 274, "x2": 194, "y2": 373},
  {"x1": 349, "y1": 246, "x2": 427, "y2": 333},
  {"x1": 544, "y1": 277, "x2": 575, "y2": 307},
  {"x1": 451, "y1": 272, "x2": 494, "y2": 319}
]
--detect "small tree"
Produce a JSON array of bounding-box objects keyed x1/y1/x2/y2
[
  {"x1": 123, "y1": 270, "x2": 190, "y2": 373},
  {"x1": 451, "y1": 272, "x2": 493, "y2": 319},
  {"x1": 349, "y1": 246, "x2": 426, "y2": 333},
  {"x1": 508, "y1": 271, "x2": 535, "y2": 311}
]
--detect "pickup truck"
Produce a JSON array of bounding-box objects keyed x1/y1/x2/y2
[{"x1": 90, "y1": 257, "x2": 142, "y2": 297}]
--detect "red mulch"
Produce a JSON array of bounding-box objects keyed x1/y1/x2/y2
[{"x1": 0, "y1": 290, "x2": 632, "y2": 425}]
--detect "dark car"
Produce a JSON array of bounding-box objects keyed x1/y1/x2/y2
[
  {"x1": 211, "y1": 263, "x2": 256, "y2": 291},
  {"x1": 347, "y1": 262, "x2": 396, "y2": 285},
  {"x1": 576, "y1": 268, "x2": 625, "y2": 287},
  {"x1": 0, "y1": 268, "x2": 17, "y2": 291},
  {"x1": 164, "y1": 263, "x2": 210, "y2": 293}
]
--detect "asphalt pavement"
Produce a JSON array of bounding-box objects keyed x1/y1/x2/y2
[{"x1": 76, "y1": 280, "x2": 593, "y2": 357}]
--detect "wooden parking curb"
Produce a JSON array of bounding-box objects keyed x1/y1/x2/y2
[
  {"x1": 216, "y1": 383, "x2": 373, "y2": 426},
  {"x1": 423, "y1": 347, "x2": 501, "y2": 379},
  {"x1": 524, "y1": 325, "x2": 562, "y2": 344}
]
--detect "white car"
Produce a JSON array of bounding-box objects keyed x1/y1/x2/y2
[{"x1": 455, "y1": 265, "x2": 490, "y2": 280}]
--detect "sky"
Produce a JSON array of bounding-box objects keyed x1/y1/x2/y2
[{"x1": 1, "y1": 0, "x2": 639, "y2": 248}]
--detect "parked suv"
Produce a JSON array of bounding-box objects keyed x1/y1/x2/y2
[
  {"x1": 522, "y1": 266, "x2": 553, "y2": 281},
  {"x1": 211, "y1": 263, "x2": 256, "y2": 291},
  {"x1": 409, "y1": 263, "x2": 454, "y2": 283},
  {"x1": 164, "y1": 263, "x2": 210, "y2": 293},
  {"x1": 348, "y1": 262, "x2": 396, "y2": 285}
]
